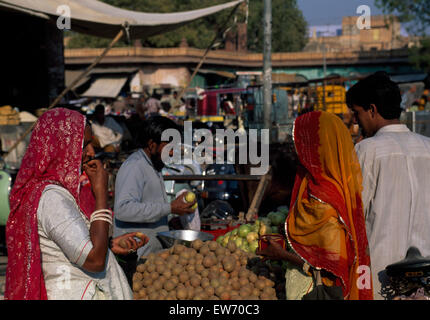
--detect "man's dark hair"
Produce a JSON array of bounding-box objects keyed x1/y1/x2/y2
[
  {"x1": 138, "y1": 116, "x2": 180, "y2": 148},
  {"x1": 346, "y1": 71, "x2": 402, "y2": 120},
  {"x1": 95, "y1": 104, "x2": 105, "y2": 113}
]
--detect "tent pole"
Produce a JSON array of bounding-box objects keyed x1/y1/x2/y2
[{"x1": 3, "y1": 28, "x2": 125, "y2": 158}]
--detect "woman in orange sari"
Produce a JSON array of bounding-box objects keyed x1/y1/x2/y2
[{"x1": 257, "y1": 111, "x2": 373, "y2": 300}]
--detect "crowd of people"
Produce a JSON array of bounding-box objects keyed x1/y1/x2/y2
[{"x1": 3, "y1": 71, "x2": 430, "y2": 300}]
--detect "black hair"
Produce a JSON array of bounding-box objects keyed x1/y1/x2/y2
[
  {"x1": 346, "y1": 71, "x2": 402, "y2": 120},
  {"x1": 95, "y1": 104, "x2": 105, "y2": 113},
  {"x1": 138, "y1": 116, "x2": 180, "y2": 148}
]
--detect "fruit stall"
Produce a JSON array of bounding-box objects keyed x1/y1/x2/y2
[
  {"x1": 131, "y1": 170, "x2": 291, "y2": 300},
  {"x1": 132, "y1": 207, "x2": 290, "y2": 300}
]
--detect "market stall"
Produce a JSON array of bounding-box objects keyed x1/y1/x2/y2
[{"x1": 131, "y1": 171, "x2": 290, "y2": 300}]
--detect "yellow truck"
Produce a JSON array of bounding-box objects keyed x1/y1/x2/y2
[{"x1": 312, "y1": 84, "x2": 348, "y2": 115}]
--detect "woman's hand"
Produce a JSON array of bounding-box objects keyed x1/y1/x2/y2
[
  {"x1": 111, "y1": 232, "x2": 149, "y2": 256},
  {"x1": 256, "y1": 239, "x2": 304, "y2": 267},
  {"x1": 83, "y1": 159, "x2": 108, "y2": 209},
  {"x1": 256, "y1": 239, "x2": 288, "y2": 261}
]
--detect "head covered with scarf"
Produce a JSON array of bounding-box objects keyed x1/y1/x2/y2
[
  {"x1": 286, "y1": 111, "x2": 373, "y2": 300},
  {"x1": 5, "y1": 108, "x2": 95, "y2": 300}
]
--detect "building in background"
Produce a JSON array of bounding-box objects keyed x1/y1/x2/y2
[{"x1": 304, "y1": 15, "x2": 413, "y2": 53}]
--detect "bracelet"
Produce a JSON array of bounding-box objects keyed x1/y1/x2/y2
[
  {"x1": 90, "y1": 212, "x2": 113, "y2": 223},
  {"x1": 90, "y1": 216, "x2": 113, "y2": 225},
  {"x1": 91, "y1": 209, "x2": 113, "y2": 216},
  {"x1": 91, "y1": 217, "x2": 113, "y2": 225},
  {"x1": 90, "y1": 212, "x2": 113, "y2": 220}
]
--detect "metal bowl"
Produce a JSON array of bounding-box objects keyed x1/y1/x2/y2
[{"x1": 157, "y1": 230, "x2": 214, "y2": 248}]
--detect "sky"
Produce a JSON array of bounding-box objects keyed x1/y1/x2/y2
[
  {"x1": 296, "y1": 0, "x2": 384, "y2": 26},
  {"x1": 296, "y1": 0, "x2": 411, "y2": 36}
]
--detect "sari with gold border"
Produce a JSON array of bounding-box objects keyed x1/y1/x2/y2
[{"x1": 286, "y1": 111, "x2": 373, "y2": 300}]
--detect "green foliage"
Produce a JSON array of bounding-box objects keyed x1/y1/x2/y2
[
  {"x1": 247, "y1": 0, "x2": 308, "y2": 52},
  {"x1": 375, "y1": 0, "x2": 430, "y2": 73},
  {"x1": 375, "y1": 0, "x2": 430, "y2": 36},
  {"x1": 409, "y1": 37, "x2": 430, "y2": 73},
  {"x1": 65, "y1": 0, "x2": 308, "y2": 53}
]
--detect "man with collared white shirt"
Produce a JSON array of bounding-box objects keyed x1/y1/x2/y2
[{"x1": 347, "y1": 71, "x2": 430, "y2": 300}]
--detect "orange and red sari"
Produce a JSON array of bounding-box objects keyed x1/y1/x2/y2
[{"x1": 286, "y1": 111, "x2": 373, "y2": 300}]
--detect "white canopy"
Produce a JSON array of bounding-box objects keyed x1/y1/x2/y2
[
  {"x1": 81, "y1": 77, "x2": 128, "y2": 98},
  {"x1": 0, "y1": 0, "x2": 243, "y2": 39}
]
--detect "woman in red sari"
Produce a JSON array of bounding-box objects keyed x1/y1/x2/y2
[
  {"x1": 5, "y1": 108, "x2": 147, "y2": 300},
  {"x1": 257, "y1": 111, "x2": 373, "y2": 300}
]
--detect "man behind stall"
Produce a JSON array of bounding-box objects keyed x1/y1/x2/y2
[
  {"x1": 113, "y1": 116, "x2": 196, "y2": 260},
  {"x1": 91, "y1": 104, "x2": 124, "y2": 153}
]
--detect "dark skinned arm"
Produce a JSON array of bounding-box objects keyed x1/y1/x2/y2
[
  {"x1": 82, "y1": 159, "x2": 110, "y2": 273},
  {"x1": 256, "y1": 239, "x2": 305, "y2": 268}
]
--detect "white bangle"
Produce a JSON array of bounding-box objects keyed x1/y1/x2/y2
[
  {"x1": 91, "y1": 209, "x2": 113, "y2": 216},
  {"x1": 90, "y1": 213, "x2": 113, "y2": 223},
  {"x1": 90, "y1": 212, "x2": 113, "y2": 220},
  {"x1": 91, "y1": 217, "x2": 113, "y2": 225}
]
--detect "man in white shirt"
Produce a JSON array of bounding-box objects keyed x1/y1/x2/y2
[
  {"x1": 347, "y1": 71, "x2": 430, "y2": 300},
  {"x1": 91, "y1": 104, "x2": 124, "y2": 153}
]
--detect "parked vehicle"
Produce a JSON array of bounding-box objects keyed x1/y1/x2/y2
[
  {"x1": 201, "y1": 163, "x2": 241, "y2": 217},
  {"x1": 385, "y1": 247, "x2": 430, "y2": 300}
]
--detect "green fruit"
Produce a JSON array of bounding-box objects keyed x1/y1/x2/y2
[
  {"x1": 222, "y1": 236, "x2": 230, "y2": 247},
  {"x1": 231, "y1": 228, "x2": 239, "y2": 236},
  {"x1": 235, "y1": 237, "x2": 244, "y2": 248},
  {"x1": 271, "y1": 226, "x2": 279, "y2": 234},
  {"x1": 216, "y1": 236, "x2": 225, "y2": 245},
  {"x1": 240, "y1": 242, "x2": 250, "y2": 253},
  {"x1": 246, "y1": 231, "x2": 258, "y2": 243},
  {"x1": 251, "y1": 223, "x2": 259, "y2": 233},
  {"x1": 238, "y1": 224, "x2": 252, "y2": 238},
  {"x1": 249, "y1": 240, "x2": 259, "y2": 253},
  {"x1": 278, "y1": 206, "x2": 289, "y2": 214},
  {"x1": 191, "y1": 202, "x2": 198, "y2": 210},
  {"x1": 260, "y1": 217, "x2": 271, "y2": 227},
  {"x1": 270, "y1": 212, "x2": 286, "y2": 226}
]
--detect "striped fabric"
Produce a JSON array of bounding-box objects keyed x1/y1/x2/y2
[{"x1": 356, "y1": 124, "x2": 430, "y2": 299}]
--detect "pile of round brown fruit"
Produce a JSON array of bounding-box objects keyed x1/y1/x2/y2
[{"x1": 132, "y1": 239, "x2": 278, "y2": 300}]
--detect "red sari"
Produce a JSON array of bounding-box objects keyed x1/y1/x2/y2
[
  {"x1": 286, "y1": 111, "x2": 373, "y2": 300},
  {"x1": 5, "y1": 108, "x2": 94, "y2": 300}
]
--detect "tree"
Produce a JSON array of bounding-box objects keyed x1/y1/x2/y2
[
  {"x1": 247, "y1": 0, "x2": 307, "y2": 52},
  {"x1": 66, "y1": 0, "x2": 308, "y2": 53},
  {"x1": 376, "y1": 0, "x2": 430, "y2": 36},
  {"x1": 376, "y1": 0, "x2": 430, "y2": 72}
]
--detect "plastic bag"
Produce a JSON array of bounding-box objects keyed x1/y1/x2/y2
[{"x1": 176, "y1": 189, "x2": 201, "y2": 231}]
